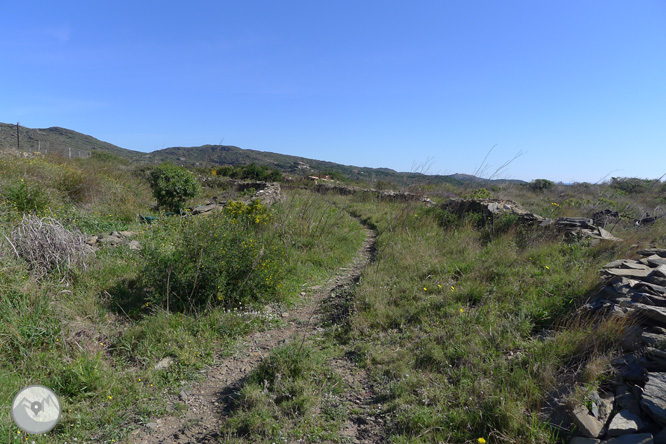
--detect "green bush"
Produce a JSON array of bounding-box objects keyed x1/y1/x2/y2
[
  {"x1": 214, "y1": 163, "x2": 282, "y2": 182},
  {"x1": 610, "y1": 177, "x2": 651, "y2": 194},
  {"x1": 469, "y1": 188, "x2": 492, "y2": 199},
  {"x1": 2, "y1": 179, "x2": 50, "y2": 213},
  {"x1": 142, "y1": 208, "x2": 283, "y2": 313},
  {"x1": 528, "y1": 179, "x2": 555, "y2": 192},
  {"x1": 148, "y1": 163, "x2": 200, "y2": 212}
]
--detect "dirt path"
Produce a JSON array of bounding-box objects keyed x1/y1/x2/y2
[{"x1": 129, "y1": 224, "x2": 377, "y2": 444}]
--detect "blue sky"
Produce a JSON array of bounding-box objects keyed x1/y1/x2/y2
[{"x1": 1, "y1": 1, "x2": 665, "y2": 182}]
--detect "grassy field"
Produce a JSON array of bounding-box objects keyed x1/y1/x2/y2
[
  {"x1": 0, "y1": 153, "x2": 365, "y2": 443},
  {"x1": 0, "y1": 151, "x2": 665, "y2": 443}
]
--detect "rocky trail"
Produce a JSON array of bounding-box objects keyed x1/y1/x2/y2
[{"x1": 129, "y1": 223, "x2": 378, "y2": 444}]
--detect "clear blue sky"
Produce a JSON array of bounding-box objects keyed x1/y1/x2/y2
[{"x1": 2, "y1": 1, "x2": 665, "y2": 183}]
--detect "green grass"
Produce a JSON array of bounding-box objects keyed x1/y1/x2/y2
[
  {"x1": 0, "y1": 153, "x2": 366, "y2": 444},
  {"x1": 320, "y1": 195, "x2": 639, "y2": 443},
  {"x1": 222, "y1": 342, "x2": 348, "y2": 443},
  {"x1": 1, "y1": 150, "x2": 665, "y2": 443}
]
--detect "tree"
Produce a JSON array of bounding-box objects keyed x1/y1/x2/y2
[{"x1": 148, "y1": 163, "x2": 200, "y2": 212}]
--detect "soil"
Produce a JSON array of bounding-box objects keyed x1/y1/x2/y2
[{"x1": 128, "y1": 224, "x2": 379, "y2": 444}]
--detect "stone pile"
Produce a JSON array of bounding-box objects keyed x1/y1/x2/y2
[
  {"x1": 86, "y1": 231, "x2": 142, "y2": 250},
  {"x1": 310, "y1": 182, "x2": 435, "y2": 205},
  {"x1": 567, "y1": 248, "x2": 666, "y2": 443},
  {"x1": 439, "y1": 198, "x2": 623, "y2": 245}
]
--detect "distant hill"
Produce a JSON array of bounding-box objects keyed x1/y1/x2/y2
[
  {"x1": 0, "y1": 123, "x2": 523, "y2": 185},
  {"x1": 0, "y1": 123, "x2": 147, "y2": 161}
]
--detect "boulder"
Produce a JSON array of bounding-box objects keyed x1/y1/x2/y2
[
  {"x1": 639, "y1": 249, "x2": 666, "y2": 258},
  {"x1": 570, "y1": 438, "x2": 602, "y2": 444},
  {"x1": 606, "y1": 434, "x2": 653, "y2": 444},
  {"x1": 570, "y1": 405, "x2": 604, "y2": 438},
  {"x1": 607, "y1": 409, "x2": 644, "y2": 436},
  {"x1": 642, "y1": 373, "x2": 666, "y2": 425}
]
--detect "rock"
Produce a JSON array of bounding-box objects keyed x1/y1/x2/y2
[
  {"x1": 614, "y1": 355, "x2": 648, "y2": 383},
  {"x1": 648, "y1": 258, "x2": 666, "y2": 268},
  {"x1": 642, "y1": 373, "x2": 666, "y2": 425},
  {"x1": 570, "y1": 438, "x2": 602, "y2": 444},
  {"x1": 145, "y1": 422, "x2": 158, "y2": 430},
  {"x1": 128, "y1": 240, "x2": 142, "y2": 251},
  {"x1": 608, "y1": 409, "x2": 644, "y2": 436},
  {"x1": 594, "y1": 209, "x2": 620, "y2": 227},
  {"x1": 654, "y1": 427, "x2": 666, "y2": 444},
  {"x1": 651, "y1": 266, "x2": 666, "y2": 279},
  {"x1": 633, "y1": 304, "x2": 666, "y2": 326},
  {"x1": 570, "y1": 405, "x2": 604, "y2": 438},
  {"x1": 192, "y1": 203, "x2": 220, "y2": 215},
  {"x1": 639, "y1": 249, "x2": 666, "y2": 258},
  {"x1": 643, "y1": 333, "x2": 666, "y2": 349},
  {"x1": 556, "y1": 217, "x2": 594, "y2": 228},
  {"x1": 617, "y1": 385, "x2": 643, "y2": 417},
  {"x1": 85, "y1": 235, "x2": 98, "y2": 246},
  {"x1": 154, "y1": 357, "x2": 174, "y2": 370},
  {"x1": 606, "y1": 268, "x2": 655, "y2": 279},
  {"x1": 606, "y1": 434, "x2": 654, "y2": 444}
]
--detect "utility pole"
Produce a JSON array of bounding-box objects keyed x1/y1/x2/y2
[
  {"x1": 16, "y1": 122, "x2": 20, "y2": 151},
  {"x1": 68, "y1": 147, "x2": 72, "y2": 159},
  {"x1": 38, "y1": 140, "x2": 41, "y2": 152}
]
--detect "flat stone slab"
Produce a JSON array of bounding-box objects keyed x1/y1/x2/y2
[
  {"x1": 642, "y1": 372, "x2": 666, "y2": 425},
  {"x1": 571, "y1": 405, "x2": 603, "y2": 438},
  {"x1": 608, "y1": 409, "x2": 644, "y2": 437},
  {"x1": 570, "y1": 438, "x2": 602, "y2": 444},
  {"x1": 639, "y1": 248, "x2": 666, "y2": 258},
  {"x1": 605, "y1": 268, "x2": 654, "y2": 279},
  {"x1": 633, "y1": 304, "x2": 666, "y2": 325},
  {"x1": 651, "y1": 266, "x2": 666, "y2": 279},
  {"x1": 606, "y1": 434, "x2": 654, "y2": 444}
]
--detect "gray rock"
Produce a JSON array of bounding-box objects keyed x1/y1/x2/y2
[
  {"x1": 154, "y1": 356, "x2": 174, "y2": 370},
  {"x1": 634, "y1": 304, "x2": 666, "y2": 325},
  {"x1": 606, "y1": 268, "x2": 654, "y2": 279},
  {"x1": 648, "y1": 258, "x2": 666, "y2": 268},
  {"x1": 608, "y1": 409, "x2": 644, "y2": 436},
  {"x1": 191, "y1": 203, "x2": 220, "y2": 215},
  {"x1": 617, "y1": 385, "x2": 643, "y2": 417},
  {"x1": 642, "y1": 373, "x2": 666, "y2": 425},
  {"x1": 654, "y1": 427, "x2": 666, "y2": 444},
  {"x1": 606, "y1": 434, "x2": 653, "y2": 444},
  {"x1": 570, "y1": 438, "x2": 602, "y2": 444},
  {"x1": 651, "y1": 266, "x2": 666, "y2": 279},
  {"x1": 614, "y1": 355, "x2": 649, "y2": 383},
  {"x1": 128, "y1": 240, "x2": 142, "y2": 251},
  {"x1": 644, "y1": 334, "x2": 666, "y2": 349},
  {"x1": 145, "y1": 422, "x2": 158, "y2": 430},
  {"x1": 570, "y1": 405, "x2": 604, "y2": 438},
  {"x1": 639, "y1": 249, "x2": 666, "y2": 258}
]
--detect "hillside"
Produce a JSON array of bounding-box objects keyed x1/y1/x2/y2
[
  {"x1": 0, "y1": 123, "x2": 522, "y2": 186},
  {"x1": 0, "y1": 123, "x2": 147, "y2": 161}
]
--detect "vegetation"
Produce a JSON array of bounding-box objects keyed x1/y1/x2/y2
[
  {"x1": 1, "y1": 144, "x2": 666, "y2": 443},
  {"x1": 214, "y1": 163, "x2": 283, "y2": 182},
  {"x1": 148, "y1": 162, "x2": 201, "y2": 212}
]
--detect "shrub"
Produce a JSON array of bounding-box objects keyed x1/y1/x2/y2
[
  {"x1": 610, "y1": 177, "x2": 651, "y2": 194},
  {"x1": 148, "y1": 163, "x2": 200, "y2": 212},
  {"x1": 7, "y1": 215, "x2": 92, "y2": 278},
  {"x1": 142, "y1": 210, "x2": 283, "y2": 313},
  {"x1": 469, "y1": 188, "x2": 492, "y2": 199},
  {"x1": 3, "y1": 179, "x2": 50, "y2": 213},
  {"x1": 528, "y1": 179, "x2": 555, "y2": 192},
  {"x1": 213, "y1": 163, "x2": 282, "y2": 182}
]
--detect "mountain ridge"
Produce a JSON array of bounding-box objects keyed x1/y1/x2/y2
[{"x1": 0, "y1": 123, "x2": 523, "y2": 185}]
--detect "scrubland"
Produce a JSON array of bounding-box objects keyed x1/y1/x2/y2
[{"x1": 0, "y1": 151, "x2": 664, "y2": 443}]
